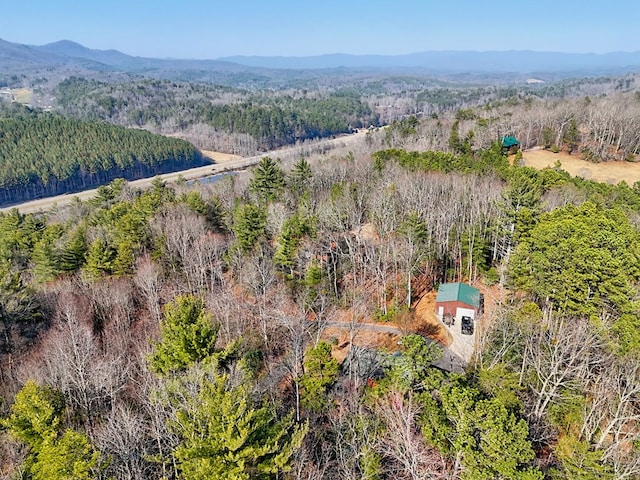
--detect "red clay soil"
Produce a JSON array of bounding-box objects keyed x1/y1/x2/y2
[
  {"x1": 410, "y1": 291, "x2": 453, "y2": 346},
  {"x1": 322, "y1": 291, "x2": 454, "y2": 363},
  {"x1": 323, "y1": 327, "x2": 402, "y2": 363},
  {"x1": 322, "y1": 279, "x2": 507, "y2": 363}
]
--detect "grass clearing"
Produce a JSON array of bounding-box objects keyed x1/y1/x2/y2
[
  {"x1": 521, "y1": 149, "x2": 640, "y2": 185},
  {"x1": 12, "y1": 88, "x2": 32, "y2": 104},
  {"x1": 201, "y1": 150, "x2": 242, "y2": 163}
]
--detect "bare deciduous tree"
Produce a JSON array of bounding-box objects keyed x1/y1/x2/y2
[
  {"x1": 183, "y1": 232, "x2": 228, "y2": 294},
  {"x1": 151, "y1": 204, "x2": 207, "y2": 289},
  {"x1": 25, "y1": 290, "x2": 128, "y2": 433},
  {"x1": 375, "y1": 390, "x2": 448, "y2": 480},
  {"x1": 93, "y1": 405, "x2": 155, "y2": 480},
  {"x1": 134, "y1": 255, "x2": 163, "y2": 323},
  {"x1": 520, "y1": 315, "x2": 607, "y2": 440}
]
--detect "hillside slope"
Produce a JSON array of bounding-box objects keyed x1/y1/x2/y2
[{"x1": 0, "y1": 111, "x2": 205, "y2": 206}]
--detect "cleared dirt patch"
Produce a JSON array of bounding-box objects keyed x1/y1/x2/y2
[
  {"x1": 321, "y1": 292, "x2": 453, "y2": 364},
  {"x1": 319, "y1": 281, "x2": 507, "y2": 369},
  {"x1": 11, "y1": 88, "x2": 32, "y2": 104},
  {"x1": 412, "y1": 292, "x2": 452, "y2": 346},
  {"x1": 324, "y1": 327, "x2": 402, "y2": 363},
  {"x1": 201, "y1": 150, "x2": 242, "y2": 163},
  {"x1": 521, "y1": 149, "x2": 640, "y2": 185}
]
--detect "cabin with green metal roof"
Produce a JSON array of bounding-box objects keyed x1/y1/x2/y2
[
  {"x1": 435, "y1": 282, "x2": 483, "y2": 323},
  {"x1": 501, "y1": 135, "x2": 520, "y2": 153}
]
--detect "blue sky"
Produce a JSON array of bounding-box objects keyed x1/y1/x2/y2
[{"x1": 1, "y1": 0, "x2": 638, "y2": 58}]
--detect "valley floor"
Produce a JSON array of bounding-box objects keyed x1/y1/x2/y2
[{"x1": 1, "y1": 131, "x2": 368, "y2": 214}]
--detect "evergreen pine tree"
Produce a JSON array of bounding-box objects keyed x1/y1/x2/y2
[
  {"x1": 2, "y1": 381, "x2": 100, "y2": 479},
  {"x1": 2, "y1": 380, "x2": 64, "y2": 450},
  {"x1": 274, "y1": 213, "x2": 312, "y2": 274},
  {"x1": 31, "y1": 237, "x2": 62, "y2": 282},
  {"x1": 288, "y1": 157, "x2": 312, "y2": 199},
  {"x1": 149, "y1": 295, "x2": 237, "y2": 375},
  {"x1": 563, "y1": 118, "x2": 580, "y2": 154},
  {"x1": 299, "y1": 341, "x2": 339, "y2": 412},
  {"x1": 59, "y1": 226, "x2": 87, "y2": 273},
  {"x1": 164, "y1": 368, "x2": 307, "y2": 480},
  {"x1": 31, "y1": 430, "x2": 100, "y2": 480},
  {"x1": 249, "y1": 156, "x2": 285, "y2": 203},
  {"x1": 232, "y1": 203, "x2": 267, "y2": 253},
  {"x1": 112, "y1": 240, "x2": 136, "y2": 276},
  {"x1": 84, "y1": 238, "x2": 116, "y2": 279}
]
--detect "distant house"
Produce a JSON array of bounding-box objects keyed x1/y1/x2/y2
[
  {"x1": 501, "y1": 135, "x2": 520, "y2": 153},
  {"x1": 435, "y1": 283, "x2": 483, "y2": 324}
]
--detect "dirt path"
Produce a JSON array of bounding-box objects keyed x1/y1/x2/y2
[
  {"x1": 324, "y1": 321, "x2": 465, "y2": 373},
  {"x1": 326, "y1": 322, "x2": 403, "y2": 335},
  {"x1": 413, "y1": 291, "x2": 452, "y2": 346}
]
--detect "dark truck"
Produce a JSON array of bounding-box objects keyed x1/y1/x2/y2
[{"x1": 461, "y1": 316, "x2": 474, "y2": 335}]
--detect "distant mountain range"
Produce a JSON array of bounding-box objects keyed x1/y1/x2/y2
[
  {"x1": 220, "y1": 51, "x2": 640, "y2": 73},
  {"x1": 1, "y1": 38, "x2": 640, "y2": 76},
  {"x1": 33, "y1": 40, "x2": 253, "y2": 72},
  {"x1": 0, "y1": 38, "x2": 251, "y2": 74},
  {"x1": 35, "y1": 40, "x2": 138, "y2": 67}
]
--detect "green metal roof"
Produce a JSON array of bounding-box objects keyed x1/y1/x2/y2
[
  {"x1": 502, "y1": 135, "x2": 520, "y2": 148},
  {"x1": 436, "y1": 283, "x2": 480, "y2": 308}
]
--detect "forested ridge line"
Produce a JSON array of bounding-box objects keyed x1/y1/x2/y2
[
  {"x1": 381, "y1": 90, "x2": 640, "y2": 162},
  {"x1": 0, "y1": 108, "x2": 205, "y2": 206},
  {"x1": 17, "y1": 73, "x2": 640, "y2": 160},
  {"x1": 55, "y1": 77, "x2": 379, "y2": 152}
]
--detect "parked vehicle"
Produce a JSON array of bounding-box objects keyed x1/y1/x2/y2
[{"x1": 461, "y1": 316, "x2": 474, "y2": 335}]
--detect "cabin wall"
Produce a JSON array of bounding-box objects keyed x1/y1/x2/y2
[{"x1": 436, "y1": 300, "x2": 477, "y2": 321}]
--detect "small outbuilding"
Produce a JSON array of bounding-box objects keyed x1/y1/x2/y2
[
  {"x1": 501, "y1": 135, "x2": 520, "y2": 153},
  {"x1": 435, "y1": 282, "x2": 483, "y2": 324}
]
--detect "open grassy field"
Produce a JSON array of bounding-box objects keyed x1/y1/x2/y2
[
  {"x1": 11, "y1": 88, "x2": 32, "y2": 104},
  {"x1": 521, "y1": 149, "x2": 640, "y2": 185},
  {"x1": 200, "y1": 150, "x2": 242, "y2": 163}
]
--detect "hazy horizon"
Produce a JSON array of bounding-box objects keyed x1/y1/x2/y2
[
  {"x1": 8, "y1": 38, "x2": 640, "y2": 61},
  {"x1": 1, "y1": 0, "x2": 638, "y2": 59}
]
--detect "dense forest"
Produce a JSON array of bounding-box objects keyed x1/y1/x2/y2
[
  {"x1": 47, "y1": 74, "x2": 640, "y2": 161},
  {"x1": 1, "y1": 118, "x2": 640, "y2": 478},
  {"x1": 55, "y1": 77, "x2": 379, "y2": 152},
  {"x1": 0, "y1": 104, "x2": 204, "y2": 206}
]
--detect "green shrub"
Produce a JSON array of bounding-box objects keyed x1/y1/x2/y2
[{"x1": 484, "y1": 267, "x2": 500, "y2": 285}]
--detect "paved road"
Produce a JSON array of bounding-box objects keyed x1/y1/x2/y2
[{"x1": 0, "y1": 130, "x2": 368, "y2": 215}]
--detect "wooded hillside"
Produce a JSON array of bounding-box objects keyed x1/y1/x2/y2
[
  {"x1": 2, "y1": 63, "x2": 640, "y2": 479},
  {"x1": 1, "y1": 134, "x2": 640, "y2": 478},
  {"x1": 50, "y1": 74, "x2": 640, "y2": 162},
  {"x1": 0, "y1": 107, "x2": 204, "y2": 206},
  {"x1": 55, "y1": 77, "x2": 379, "y2": 152}
]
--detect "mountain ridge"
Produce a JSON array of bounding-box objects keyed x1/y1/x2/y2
[
  {"x1": 219, "y1": 50, "x2": 640, "y2": 72},
  {"x1": 1, "y1": 38, "x2": 640, "y2": 75}
]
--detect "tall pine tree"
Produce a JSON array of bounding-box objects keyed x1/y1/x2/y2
[
  {"x1": 163, "y1": 368, "x2": 307, "y2": 480},
  {"x1": 149, "y1": 295, "x2": 237, "y2": 375},
  {"x1": 288, "y1": 157, "x2": 313, "y2": 200},
  {"x1": 249, "y1": 157, "x2": 285, "y2": 203}
]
